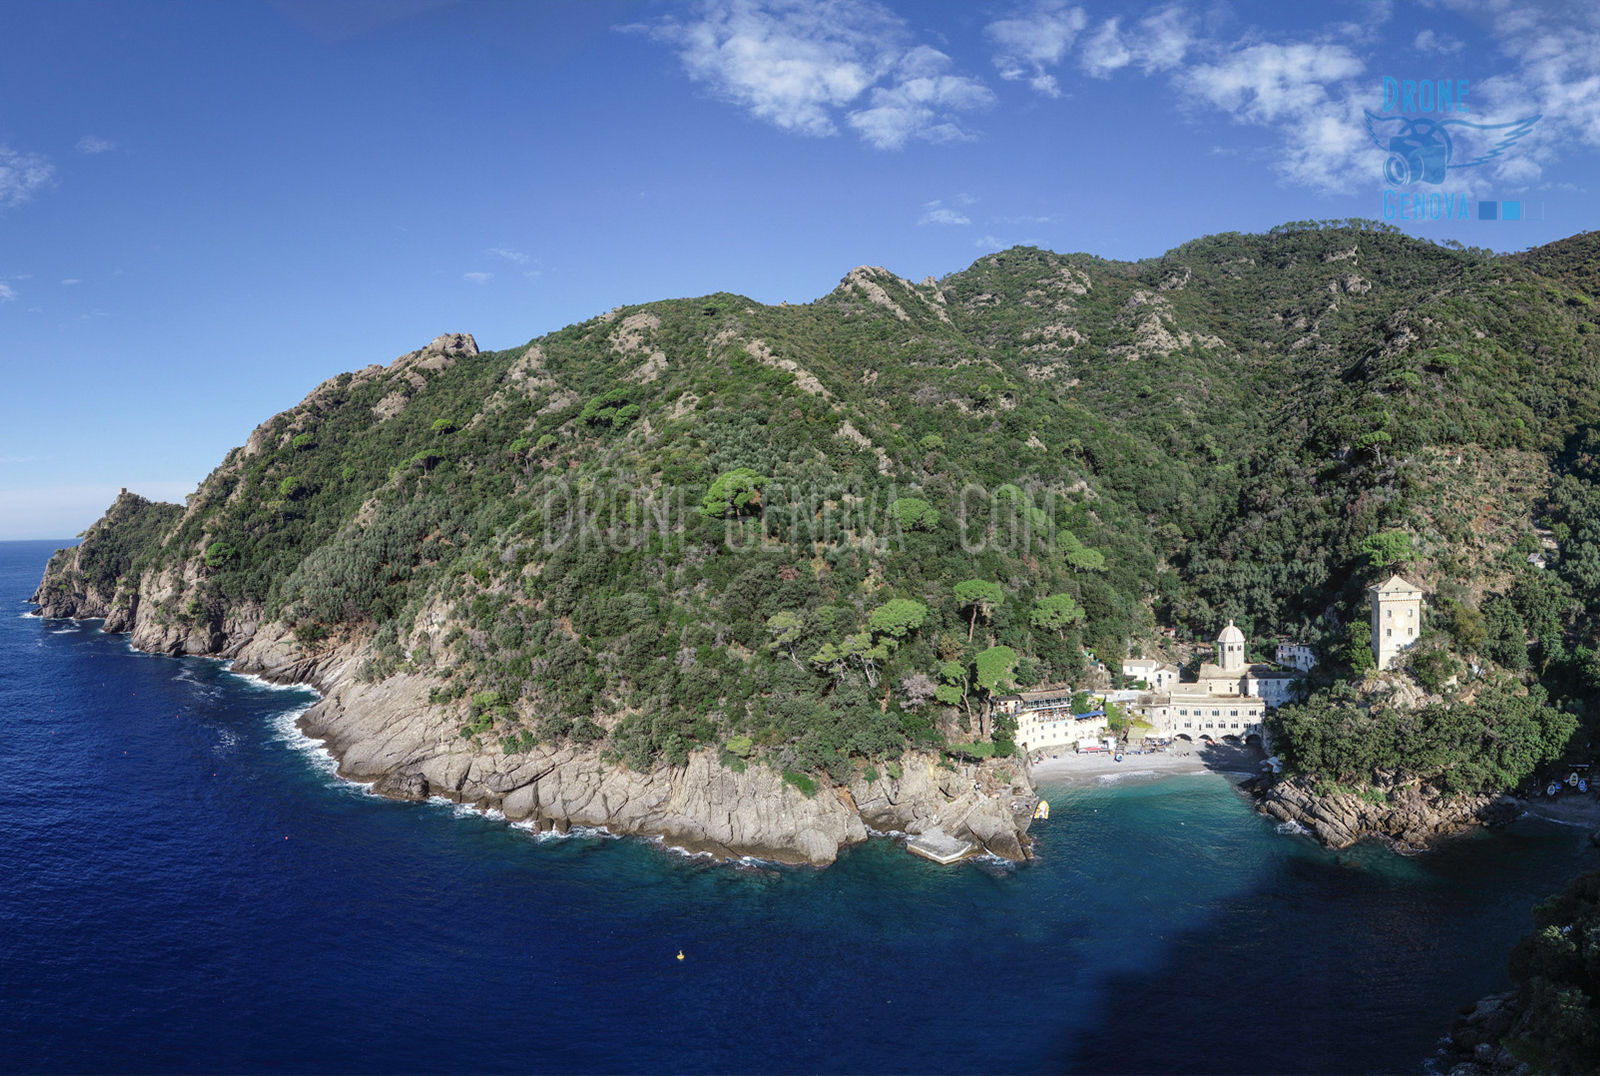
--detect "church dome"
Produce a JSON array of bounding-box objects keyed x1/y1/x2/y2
[{"x1": 1217, "y1": 619, "x2": 1245, "y2": 644}]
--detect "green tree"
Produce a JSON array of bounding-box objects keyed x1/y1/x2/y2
[
  {"x1": 890, "y1": 497, "x2": 939, "y2": 531},
  {"x1": 1031, "y1": 593, "x2": 1086, "y2": 637},
  {"x1": 1361, "y1": 529, "x2": 1415, "y2": 570},
  {"x1": 765, "y1": 611, "x2": 806, "y2": 667},
  {"x1": 1061, "y1": 531, "x2": 1106, "y2": 572},
  {"x1": 700, "y1": 468, "x2": 768, "y2": 518},
  {"x1": 868, "y1": 598, "x2": 928, "y2": 639},
  {"x1": 1345, "y1": 619, "x2": 1375, "y2": 675},
  {"x1": 954, "y1": 579, "x2": 1005, "y2": 641}
]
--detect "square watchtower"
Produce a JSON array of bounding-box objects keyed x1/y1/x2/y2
[{"x1": 1370, "y1": 574, "x2": 1423, "y2": 670}]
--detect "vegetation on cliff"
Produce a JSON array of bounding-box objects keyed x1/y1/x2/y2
[
  {"x1": 36, "y1": 223, "x2": 1600, "y2": 795},
  {"x1": 1504, "y1": 870, "x2": 1600, "y2": 1072}
]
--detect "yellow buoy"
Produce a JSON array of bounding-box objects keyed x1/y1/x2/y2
[{"x1": 676, "y1": 950, "x2": 684, "y2": 961}]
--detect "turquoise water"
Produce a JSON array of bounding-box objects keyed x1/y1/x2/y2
[{"x1": 3, "y1": 538, "x2": 1595, "y2": 1073}]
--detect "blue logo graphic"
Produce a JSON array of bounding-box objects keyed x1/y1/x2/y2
[{"x1": 1364, "y1": 111, "x2": 1541, "y2": 186}]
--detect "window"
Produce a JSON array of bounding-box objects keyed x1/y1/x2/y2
[
  {"x1": 1387, "y1": 608, "x2": 1392, "y2": 619},
  {"x1": 1231, "y1": 723, "x2": 1239, "y2": 729},
  {"x1": 1184, "y1": 721, "x2": 1192, "y2": 728},
  {"x1": 1407, "y1": 628, "x2": 1413, "y2": 637},
  {"x1": 1407, "y1": 609, "x2": 1413, "y2": 618},
  {"x1": 1386, "y1": 628, "x2": 1393, "y2": 638},
  {"x1": 1211, "y1": 709, "x2": 1220, "y2": 716},
  {"x1": 1230, "y1": 710, "x2": 1239, "y2": 717}
]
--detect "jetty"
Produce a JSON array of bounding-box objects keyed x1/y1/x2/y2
[{"x1": 905, "y1": 827, "x2": 977, "y2": 865}]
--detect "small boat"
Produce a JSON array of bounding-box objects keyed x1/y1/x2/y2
[
  {"x1": 1581, "y1": 779, "x2": 1590, "y2": 793},
  {"x1": 1547, "y1": 782, "x2": 1562, "y2": 797},
  {"x1": 1114, "y1": 753, "x2": 1124, "y2": 763},
  {"x1": 1033, "y1": 800, "x2": 1050, "y2": 821},
  {"x1": 676, "y1": 950, "x2": 685, "y2": 961}
]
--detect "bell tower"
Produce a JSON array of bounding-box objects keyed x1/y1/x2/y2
[{"x1": 1217, "y1": 620, "x2": 1246, "y2": 673}]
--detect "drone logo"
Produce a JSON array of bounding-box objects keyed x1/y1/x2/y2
[{"x1": 1364, "y1": 111, "x2": 1541, "y2": 185}]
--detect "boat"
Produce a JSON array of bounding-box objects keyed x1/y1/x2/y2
[
  {"x1": 1033, "y1": 800, "x2": 1050, "y2": 821},
  {"x1": 1547, "y1": 782, "x2": 1562, "y2": 797}
]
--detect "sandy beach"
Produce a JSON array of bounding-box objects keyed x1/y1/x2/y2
[{"x1": 1030, "y1": 740, "x2": 1267, "y2": 786}]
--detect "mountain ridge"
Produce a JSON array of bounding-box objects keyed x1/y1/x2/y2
[{"x1": 31, "y1": 220, "x2": 1600, "y2": 861}]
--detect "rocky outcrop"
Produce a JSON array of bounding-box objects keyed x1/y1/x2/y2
[
  {"x1": 1258, "y1": 775, "x2": 1520, "y2": 850},
  {"x1": 1438, "y1": 991, "x2": 1526, "y2": 1075}
]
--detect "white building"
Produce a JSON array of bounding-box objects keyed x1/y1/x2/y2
[
  {"x1": 1276, "y1": 642, "x2": 1316, "y2": 673},
  {"x1": 1134, "y1": 690, "x2": 1266, "y2": 741},
  {"x1": 1122, "y1": 657, "x2": 1181, "y2": 691},
  {"x1": 1370, "y1": 574, "x2": 1424, "y2": 670},
  {"x1": 1003, "y1": 687, "x2": 1109, "y2": 753}
]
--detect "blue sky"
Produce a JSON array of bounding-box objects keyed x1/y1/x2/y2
[{"x1": 3, "y1": 0, "x2": 1598, "y2": 539}]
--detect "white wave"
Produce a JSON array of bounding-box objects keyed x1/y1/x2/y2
[
  {"x1": 1521, "y1": 810, "x2": 1594, "y2": 828},
  {"x1": 267, "y1": 704, "x2": 343, "y2": 780},
  {"x1": 643, "y1": 834, "x2": 719, "y2": 861},
  {"x1": 508, "y1": 818, "x2": 618, "y2": 842},
  {"x1": 48, "y1": 628, "x2": 77, "y2": 634},
  {"x1": 226, "y1": 669, "x2": 305, "y2": 693},
  {"x1": 1096, "y1": 769, "x2": 1159, "y2": 783},
  {"x1": 1276, "y1": 819, "x2": 1311, "y2": 836}
]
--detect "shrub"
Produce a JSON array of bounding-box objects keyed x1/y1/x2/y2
[{"x1": 782, "y1": 769, "x2": 818, "y2": 797}]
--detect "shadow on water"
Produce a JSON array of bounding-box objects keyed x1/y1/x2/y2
[{"x1": 1052, "y1": 814, "x2": 1596, "y2": 1075}]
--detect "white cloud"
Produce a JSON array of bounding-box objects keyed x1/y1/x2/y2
[
  {"x1": 638, "y1": 0, "x2": 991, "y2": 148},
  {"x1": 1443, "y1": 0, "x2": 1600, "y2": 179},
  {"x1": 76, "y1": 135, "x2": 117, "y2": 154},
  {"x1": 985, "y1": 1, "x2": 1087, "y2": 97},
  {"x1": 1413, "y1": 29, "x2": 1463, "y2": 54},
  {"x1": 463, "y1": 271, "x2": 493, "y2": 283},
  {"x1": 0, "y1": 146, "x2": 54, "y2": 209},
  {"x1": 846, "y1": 46, "x2": 994, "y2": 149},
  {"x1": 487, "y1": 247, "x2": 530, "y2": 264},
  {"x1": 920, "y1": 206, "x2": 971, "y2": 225},
  {"x1": 1080, "y1": 5, "x2": 1195, "y2": 79},
  {"x1": 61, "y1": 278, "x2": 80, "y2": 286},
  {"x1": 1179, "y1": 42, "x2": 1376, "y2": 192},
  {"x1": 0, "y1": 283, "x2": 15, "y2": 302}
]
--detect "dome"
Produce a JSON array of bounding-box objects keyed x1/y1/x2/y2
[{"x1": 1217, "y1": 619, "x2": 1245, "y2": 644}]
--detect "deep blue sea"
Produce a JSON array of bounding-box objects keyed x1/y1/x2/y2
[{"x1": 2, "y1": 539, "x2": 1596, "y2": 1074}]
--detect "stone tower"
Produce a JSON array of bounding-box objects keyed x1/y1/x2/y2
[
  {"x1": 1216, "y1": 620, "x2": 1247, "y2": 673},
  {"x1": 1370, "y1": 574, "x2": 1424, "y2": 670}
]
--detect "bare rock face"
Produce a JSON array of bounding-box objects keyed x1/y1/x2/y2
[
  {"x1": 1258, "y1": 775, "x2": 1519, "y2": 850},
  {"x1": 154, "y1": 620, "x2": 1040, "y2": 867}
]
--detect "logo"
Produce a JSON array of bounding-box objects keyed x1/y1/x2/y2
[{"x1": 1364, "y1": 111, "x2": 1541, "y2": 185}]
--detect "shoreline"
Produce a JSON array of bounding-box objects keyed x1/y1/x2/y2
[{"x1": 1030, "y1": 741, "x2": 1267, "y2": 787}]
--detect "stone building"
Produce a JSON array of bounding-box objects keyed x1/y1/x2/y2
[{"x1": 1370, "y1": 574, "x2": 1424, "y2": 670}]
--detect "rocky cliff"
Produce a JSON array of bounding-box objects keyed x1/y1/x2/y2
[
  {"x1": 33, "y1": 555, "x2": 1036, "y2": 868},
  {"x1": 1257, "y1": 775, "x2": 1521, "y2": 851}
]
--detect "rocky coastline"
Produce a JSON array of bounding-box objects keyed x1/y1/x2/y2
[
  {"x1": 1254, "y1": 774, "x2": 1522, "y2": 851},
  {"x1": 30, "y1": 542, "x2": 1037, "y2": 867}
]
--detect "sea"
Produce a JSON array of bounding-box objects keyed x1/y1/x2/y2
[{"x1": 2, "y1": 537, "x2": 1595, "y2": 1074}]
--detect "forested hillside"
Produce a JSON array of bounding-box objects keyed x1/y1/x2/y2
[{"x1": 35, "y1": 222, "x2": 1600, "y2": 795}]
